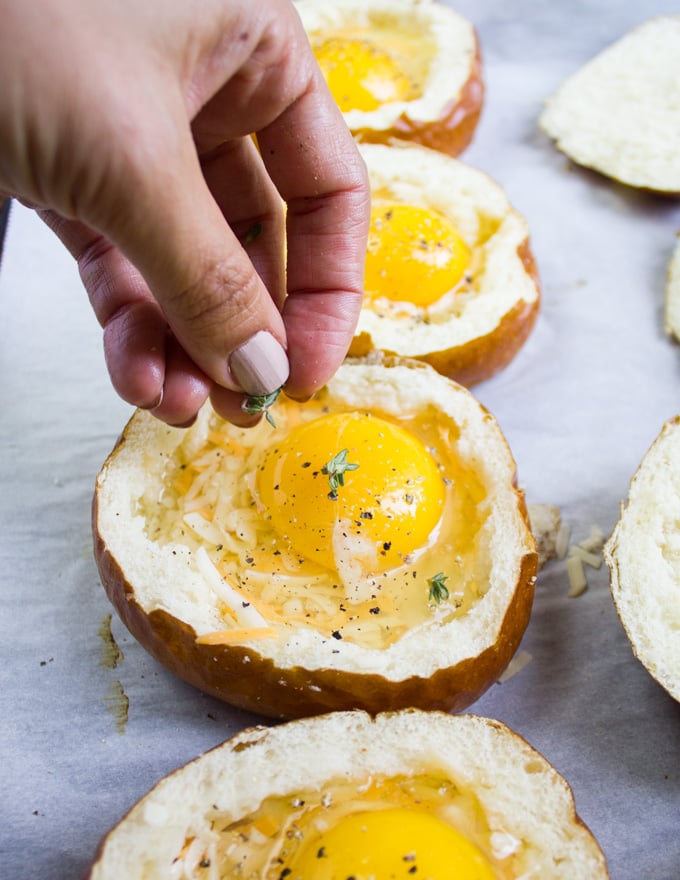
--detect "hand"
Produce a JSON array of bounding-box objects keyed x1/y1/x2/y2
[{"x1": 0, "y1": 0, "x2": 369, "y2": 425}]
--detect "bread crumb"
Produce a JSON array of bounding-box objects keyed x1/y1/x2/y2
[{"x1": 527, "y1": 503, "x2": 561, "y2": 569}]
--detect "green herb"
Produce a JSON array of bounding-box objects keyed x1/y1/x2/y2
[
  {"x1": 427, "y1": 572, "x2": 449, "y2": 605},
  {"x1": 322, "y1": 448, "x2": 359, "y2": 499},
  {"x1": 242, "y1": 387, "x2": 281, "y2": 427},
  {"x1": 243, "y1": 221, "x2": 263, "y2": 245}
]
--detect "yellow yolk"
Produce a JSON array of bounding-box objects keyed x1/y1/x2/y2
[
  {"x1": 314, "y1": 37, "x2": 415, "y2": 112},
  {"x1": 285, "y1": 808, "x2": 497, "y2": 879},
  {"x1": 256, "y1": 412, "x2": 445, "y2": 574},
  {"x1": 365, "y1": 201, "x2": 471, "y2": 307}
]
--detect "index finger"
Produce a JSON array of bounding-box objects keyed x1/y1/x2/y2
[{"x1": 256, "y1": 63, "x2": 370, "y2": 398}]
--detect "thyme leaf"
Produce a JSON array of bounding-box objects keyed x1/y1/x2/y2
[
  {"x1": 242, "y1": 221, "x2": 263, "y2": 245},
  {"x1": 321, "y1": 448, "x2": 359, "y2": 499},
  {"x1": 242, "y1": 387, "x2": 281, "y2": 427},
  {"x1": 427, "y1": 572, "x2": 449, "y2": 605}
]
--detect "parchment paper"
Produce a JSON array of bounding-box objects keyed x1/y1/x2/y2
[{"x1": 1, "y1": 2, "x2": 679, "y2": 877}]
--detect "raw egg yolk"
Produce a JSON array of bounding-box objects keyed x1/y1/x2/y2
[
  {"x1": 285, "y1": 808, "x2": 497, "y2": 879},
  {"x1": 365, "y1": 201, "x2": 471, "y2": 307},
  {"x1": 256, "y1": 412, "x2": 444, "y2": 573},
  {"x1": 314, "y1": 38, "x2": 414, "y2": 112}
]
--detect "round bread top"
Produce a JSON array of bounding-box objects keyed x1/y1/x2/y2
[
  {"x1": 539, "y1": 16, "x2": 680, "y2": 192},
  {"x1": 604, "y1": 415, "x2": 680, "y2": 702}
]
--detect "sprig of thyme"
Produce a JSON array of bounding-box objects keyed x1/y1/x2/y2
[
  {"x1": 322, "y1": 448, "x2": 359, "y2": 500},
  {"x1": 427, "y1": 572, "x2": 450, "y2": 605},
  {"x1": 242, "y1": 388, "x2": 281, "y2": 427}
]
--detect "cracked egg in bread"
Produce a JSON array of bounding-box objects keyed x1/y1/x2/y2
[
  {"x1": 92, "y1": 357, "x2": 537, "y2": 719},
  {"x1": 84, "y1": 710, "x2": 609, "y2": 880},
  {"x1": 296, "y1": 0, "x2": 483, "y2": 156},
  {"x1": 349, "y1": 143, "x2": 540, "y2": 387}
]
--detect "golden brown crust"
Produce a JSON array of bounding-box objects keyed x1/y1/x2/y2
[
  {"x1": 350, "y1": 238, "x2": 541, "y2": 387},
  {"x1": 353, "y1": 37, "x2": 484, "y2": 157},
  {"x1": 93, "y1": 510, "x2": 535, "y2": 720}
]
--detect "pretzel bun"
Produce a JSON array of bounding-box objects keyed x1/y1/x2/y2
[
  {"x1": 539, "y1": 16, "x2": 680, "y2": 193},
  {"x1": 604, "y1": 416, "x2": 680, "y2": 702},
  {"x1": 348, "y1": 143, "x2": 540, "y2": 387},
  {"x1": 295, "y1": 0, "x2": 483, "y2": 156},
  {"x1": 92, "y1": 357, "x2": 537, "y2": 719},
  {"x1": 84, "y1": 709, "x2": 609, "y2": 879}
]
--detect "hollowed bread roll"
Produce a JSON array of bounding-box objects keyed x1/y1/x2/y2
[
  {"x1": 92, "y1": 357, "x2": 537, "y2": 719},
  {"x1": 349, "y1": 143, "x2": 540, "y2": 387},
  {"x1": 295, "y1": 0, "x2": 483, "y2": 156},
  {"x1": 539, "y1": 16, "x2": 680, "y2": 193},
  {"x1": 604, "y1": 416, "x2": 680, "y2": 702},
  {"x1": 84, "y1": 709, "x2": 609, "y2": 879}
]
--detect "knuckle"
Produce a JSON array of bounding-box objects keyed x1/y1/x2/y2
[{"x1": 169, "y1": 256, "x2": 261, "y2": 337}]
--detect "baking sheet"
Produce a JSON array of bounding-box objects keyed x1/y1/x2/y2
[{"x1": 1, "y1": 2, "x2": 679, "y2": 877}]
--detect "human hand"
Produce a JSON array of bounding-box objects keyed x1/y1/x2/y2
[{"x1": 0, "y1": 0, "x2": 369, "y2": 426}]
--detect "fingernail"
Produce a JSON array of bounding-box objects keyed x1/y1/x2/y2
[
  {"x1": 229, "y1": 331, "x2": 289, "y2": 396},
  {"x1": 140, "y1": 390, "x2": 163, "y2": 411}
]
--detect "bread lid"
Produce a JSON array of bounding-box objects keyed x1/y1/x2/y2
[
  {"x1": 604, "y1": 415, "x2": 680, "y2": 702},
  {"x1": 539, "y1": 16, "x2": 680, "y2": 193}
]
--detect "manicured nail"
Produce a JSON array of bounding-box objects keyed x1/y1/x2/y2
[{"x1": 229, "y1": 331, "x2": 289, "y2": 396}]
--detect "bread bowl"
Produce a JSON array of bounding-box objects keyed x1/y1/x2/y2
[
  {"x1": 84, "y1": 709, "x2": 609, "y2": 879},
  {"x1": 604, "y1": 416, "x2": 680, "y2": 703},
  {"x1": 538, "y1": 16, "x2": 680, "y2": 193},
  {"x1": 295, "y1": 0, "x2": 483, "y2": 156},
  {"x1": 92, "y1": 356, "x2": 537, "y2": 719},
  {"x1": 348, "y1": 142, "x2": 540, "y2": 387}
]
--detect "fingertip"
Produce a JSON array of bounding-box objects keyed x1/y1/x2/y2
[
  {"x1": 281, "y1": 288, "x2": 362, "y2": 398},
  {"x1": 149, "y1": 339, "x2": 212, "y2": 426},
  {"x1": 210, "y1": 385, "x2": 264, "y2": 428},
  {"x1": 102, "y1": 301, "x2": 166, "y2": 407}
]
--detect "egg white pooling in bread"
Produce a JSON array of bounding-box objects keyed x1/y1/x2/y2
[
  {"x1": 295, "y1": 0, "x2": 483, "y2": 156},
  {"x1": 539, "y1": 16, "x2": 680, "y2": 193},
  {"x1": 349, "y1": 143, "x2": 540, "y2": 386},
  {"x1": 604, "y1": 416, "x2": 680, "y2": 702},
  {"x1": 92, "y1": 357, "x2": 537, "y2": 718},
  {"x1": 84, "y1": 710, "x2": 609, "y2": 879}
]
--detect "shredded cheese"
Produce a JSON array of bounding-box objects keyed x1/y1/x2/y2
[{"x1": 195, "y1": 628, "x2": 278, "y2": 646}]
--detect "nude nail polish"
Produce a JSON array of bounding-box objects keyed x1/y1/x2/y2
[{"x1": 229, "y1": 330, "x2": 290, "y2": 396}]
